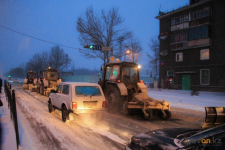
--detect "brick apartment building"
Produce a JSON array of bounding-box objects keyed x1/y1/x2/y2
[{"x1": 156, "y1": 0, "x2": 225, "y2": 92}]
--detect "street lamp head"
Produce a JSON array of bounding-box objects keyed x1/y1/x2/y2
[
  {"x1": 138, "y1": 65, "x2": 141, "y2": 69},
  {"x1": 126, "y1": 50, "x2": 130, "y2": 54}
]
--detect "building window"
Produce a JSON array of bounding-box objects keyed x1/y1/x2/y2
[
  {"x1": 171, "y1": 30, "x2": 188, "y2": 43},
  {"x1": 200, "y1": 69, "x2": 210, "y2": 85},
  {"x1": 176, "y1": 53, "x2": 183, "y2": 62},
  {"x1": 171, "y1": 14, "x2": 189, "y2": 25},
  {"x1": 190, "y1": 7, "x2": 211, "y2": 21},
  {"x1": 200, "y1": 49, "x2": 209, "y2": 60},
  {"x1": 189, "y1": 25, "x2": 209, "y2": 40},
  {"x1": 189, "y1": 28, "x2": 195, "y2": 40},
  {"x1": 195, "y1": 27, "x2": 202, "y2": 39},
  {"x1": 202, "y1": 25, "x2": 208, "y2": 38}
]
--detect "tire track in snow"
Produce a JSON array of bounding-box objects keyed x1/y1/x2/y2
[{"x1": 16, "y1": 89, "x2": 125, "y2": 149}]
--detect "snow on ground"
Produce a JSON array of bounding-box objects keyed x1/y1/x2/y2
[
  {"x1": 1, "y1": 81, "x2": 225, "y2": 150},
  {"x1": 147, "y1": 88, "x2": 225, "y2": 112},
  {"x1": 15, "y1": 88, "x2": 126, "y2": 150},
  {"x1": 0, "y1": 92, "x2": 17, "y2": 150}
]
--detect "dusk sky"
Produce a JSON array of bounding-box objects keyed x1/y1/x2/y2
[{"x1": 0, "y1": 0, "x2": 188, "y2": 75}]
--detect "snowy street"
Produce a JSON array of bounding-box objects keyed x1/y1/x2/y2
[{"x1": 4, "y1": 82, "x2": 225, "y2": 149}]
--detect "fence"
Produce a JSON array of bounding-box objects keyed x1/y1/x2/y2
[{"x1": 4, "y1": 80, "x2": 20, "y2": 149}]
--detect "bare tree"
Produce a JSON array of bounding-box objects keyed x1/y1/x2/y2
[
  {"x1": 49, "y1": 46, "x2": 71, "y2": 71},
  {"x1": 26, "y1": 51, "x2": 49, "y2": 73},
  {"x1": 77, "y1": 6, "x2": 131, "y2": 64},
  {"x1": 147, "y1": 37, "x2": 160, "y2": 80},
  {"x1": 124, "y1": 36, "x2": 142, "y2": 63}
]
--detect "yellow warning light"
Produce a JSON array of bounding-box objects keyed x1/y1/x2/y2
[
  {"x1": 110, "y1": 56, "x2": 115, "y2": 62},
  {"x1": 48, "y1": 67, "x2": 51, "y2": 69},
  {"x1": 116, "y1": 59, "x2": 119, "y2": 62}
]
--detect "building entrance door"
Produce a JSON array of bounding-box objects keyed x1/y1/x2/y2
[{"x1": 182, "y1": 75, "x2": 190, "y2": 90}]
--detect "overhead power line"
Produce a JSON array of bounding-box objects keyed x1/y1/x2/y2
[{"x1": 0, "y1": 25, "x2": 81, "y2": 50}]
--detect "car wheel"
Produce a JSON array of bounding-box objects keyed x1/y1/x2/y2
[
  {"x1": 48, "y1": 101, "x2": 55, "y2": 113},
  {"x1": 161, "y1": 110, "x2": 171, "y2": 120},
  {"x1": 145, "y1": 109, "x2": 153, "y2": 120},
  {"x1": 62, "y1": 105, "x2": 68, "y2": 122}
]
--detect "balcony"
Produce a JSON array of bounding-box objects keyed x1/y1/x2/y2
[
  {"x1": 171, "y1": 41, "x2": 188, "y2": 50},
  {"x1": 171, "y1": 22, "x2": 189, "y2": 32},
  {"x1": 189, "y1": 16, "x2": 212, "y2": 27},
  {"x1": 188, "y1": 38, "x2": 211, "y2": 47}
]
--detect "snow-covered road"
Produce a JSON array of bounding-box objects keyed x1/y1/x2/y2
[{"x1": 8, "y1": 82, "x2": 224, "y2": 150}]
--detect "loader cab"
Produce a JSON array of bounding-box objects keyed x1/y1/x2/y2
[
  {"x1": 103, "y1": 62, "x2": 140, "y2": 86},
  {"x1": 26, "y1": 71, "x2": 35, "y2": 84},
  {"x1": 43, "y1": 69, "x2": 59, "y2": 81}
]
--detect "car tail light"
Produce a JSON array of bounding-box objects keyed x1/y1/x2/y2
[
  {"x1": 72, "y1": 102, "x2": 77, "y2": 109},
  {"x1": 117, "y1": 79, "x2": 121, "y2": 83},
  {"x1": 102, "y1": 101, "x2": 106, "y2": 107}
]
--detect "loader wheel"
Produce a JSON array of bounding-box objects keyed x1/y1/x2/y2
[
  {"x1": 40, "y1": 84, "x2": 43, "y2": 95},
  {"x1": 107, "y1": 85, "x2": 124, "y2": 114},
  {"x1": 37, "y1": 85, "x2": 40, "y2": 93},
  {"x1": 145, "y1": 109, "x2": 153, "y2": 120},
  {"x1": 160, "y1": 110, "x2": 171, "y2": 120}
]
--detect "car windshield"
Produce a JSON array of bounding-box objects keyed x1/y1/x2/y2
[{"x1": 75, "y1": 86, "x2": 101, "y2": 96}]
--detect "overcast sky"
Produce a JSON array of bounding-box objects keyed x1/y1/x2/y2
[{"x1": 0, "y1": 0, "x2": 188, "y2": 75}]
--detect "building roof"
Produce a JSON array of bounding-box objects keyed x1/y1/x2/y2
[{"x1": 155, "y1": 0, "x2": 212, "y2": 19}]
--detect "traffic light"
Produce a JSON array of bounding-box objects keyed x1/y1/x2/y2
[{"x1": 84, "y1": 45, "x2": 94, "y2": 49}]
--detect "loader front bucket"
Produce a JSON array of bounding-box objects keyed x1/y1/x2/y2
[{"x1": 201, "y1": 107, "x2": 225, "y2": 129}]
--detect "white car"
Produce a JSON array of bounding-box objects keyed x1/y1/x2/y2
[{"x1": 48, "y1": 82, "x2": 106, "y2": 122}]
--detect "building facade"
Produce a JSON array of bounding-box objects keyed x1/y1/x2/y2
[{"x1": 156, "y1": 0, "x2": 225, "y2": 92}]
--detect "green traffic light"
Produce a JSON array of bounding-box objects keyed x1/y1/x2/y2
[{"x1": 89, "y1": 45, "x2": 93, "y2": 49}]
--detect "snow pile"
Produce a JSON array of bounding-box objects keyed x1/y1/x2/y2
[{"x1": 148, "y1": 89, "x2": 225, "y2": 112}]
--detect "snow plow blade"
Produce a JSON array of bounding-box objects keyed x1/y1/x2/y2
[{"x1": 201, "y1": 107, "x2": 225, "y2": 129}]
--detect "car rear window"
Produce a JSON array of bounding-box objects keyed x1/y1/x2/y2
[{"x1": 75, "y1": 86, "x2": 101, "y2": 96}]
